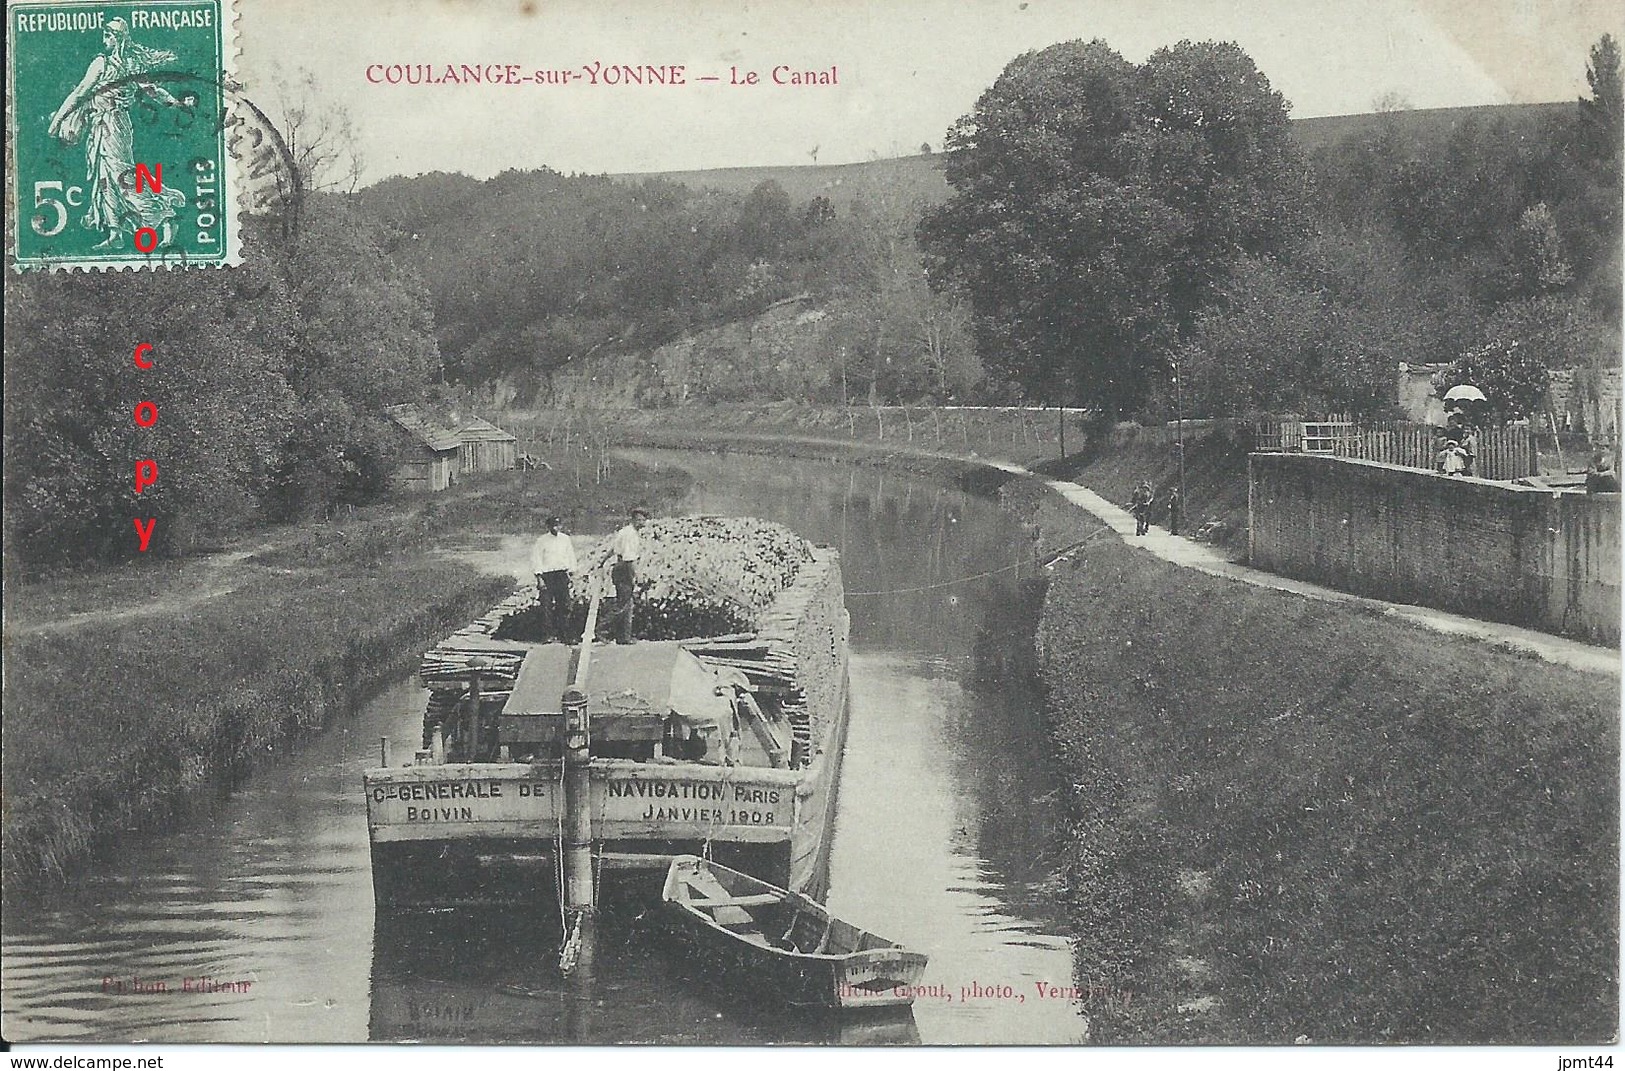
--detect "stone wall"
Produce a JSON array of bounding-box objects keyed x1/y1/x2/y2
[{"x1": 1249, "y1": 453, "x2": 1620, "y2": 645}]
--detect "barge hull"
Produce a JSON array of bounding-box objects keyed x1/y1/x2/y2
[{"x1": 365, "y1": 547, "x2": 850, "y2": 912}]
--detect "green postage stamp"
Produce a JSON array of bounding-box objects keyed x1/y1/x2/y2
[{"x1": 7, "y1": 0, "x2": 235, "y2": 269}]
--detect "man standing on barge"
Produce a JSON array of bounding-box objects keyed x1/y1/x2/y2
[
  {"x1": 532, "y1": 515, "x2": 577, "y2": 641},
  {"x1": 603, "y1": 507, "x2": 649, "y2": 644}
]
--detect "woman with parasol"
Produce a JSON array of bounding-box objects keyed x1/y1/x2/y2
[{"x1": 1442, "y1": 384, "x2": 1487, "y2": 477}]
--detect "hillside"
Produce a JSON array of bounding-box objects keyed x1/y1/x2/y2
[
  {"x1": 354, "y1": 102, "x2": 1582, "y2": 222},
  {"x1": 613, "y1": 153, "x2": 951, "y2": 211},
  {"x1": 611, "y1": 102, "x2": 1580, "y2": 203},
  {"x1": 1291, "y1": 100, "x2": 1578, "y2": 154},
  {"x1": 347, "y1": 96, "x2": 1610, "y2": 413}
]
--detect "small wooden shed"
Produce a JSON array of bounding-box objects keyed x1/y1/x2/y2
[
  {"x1": 385, "y1": 403, "x2": 461, "y2": 493},
  {"x1": 455, "y1": 414, "x2": 518, "y2": 475}
]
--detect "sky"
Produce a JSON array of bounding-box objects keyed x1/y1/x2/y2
[{"x1": 236, "y1": 0, "x2": 1624, "y2": 185}]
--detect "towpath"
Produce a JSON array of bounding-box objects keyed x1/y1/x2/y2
[{"x1": 969, "y1": 459, "x2": 1619, "y2": 678}]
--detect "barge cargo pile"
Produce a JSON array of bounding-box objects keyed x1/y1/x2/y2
[{"x1": 365, "y1": 517, "x2": 853, "y2": 911}]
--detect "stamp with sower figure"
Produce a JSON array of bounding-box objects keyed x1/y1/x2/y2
[{"x1": 8, "y1": 0, "x2": 238, "y2": 269}]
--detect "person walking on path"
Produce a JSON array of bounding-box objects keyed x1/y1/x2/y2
[
  {"x1": 531, "y1": 515, "x2": 577, "y2": 641},
  {"x1": 1129, "y1": 480, "x2": 1154, "y2": 536},
  {"x1": 602, "y1": 507, "x2": 649, "y2": 644},
  {"x1": 1164, "y1": 486, "x2": 1183, "y2": 537},
  {"x1": 1459, "y1": 428, "x2": 1478, "y2": 477}
]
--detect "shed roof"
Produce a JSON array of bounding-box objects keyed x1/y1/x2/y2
[
  {"x1": 385, "y1": 403, "x2": 461, "y2": 452},
  {"x1": 457, "y1": 415, "x2": 518, "y2": 443}
]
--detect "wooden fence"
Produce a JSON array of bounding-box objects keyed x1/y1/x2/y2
[{"x1": 1253, "y1": 419, "x2": 1538, "y2": 481}]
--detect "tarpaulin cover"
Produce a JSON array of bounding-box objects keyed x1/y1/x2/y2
[{"x1": 502, "y1": 640, "x2": 734, "y2": 730}]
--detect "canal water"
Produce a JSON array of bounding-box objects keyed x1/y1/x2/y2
[{"x1": 1, "y1": 449, "x2": 1086, "y2": 1045}]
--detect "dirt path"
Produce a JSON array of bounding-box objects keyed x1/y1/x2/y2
[{"x1": 5, "y1": 545, "x2": 275, "y2": 637}]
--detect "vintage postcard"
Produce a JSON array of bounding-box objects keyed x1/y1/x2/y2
[{"x1": 2, "y1": 0, "x2": 1620, "y2": 1062}]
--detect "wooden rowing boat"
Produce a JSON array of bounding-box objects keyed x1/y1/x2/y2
[{"x1": 660, "y1": 855, "x2": 928, "y2": 1009}]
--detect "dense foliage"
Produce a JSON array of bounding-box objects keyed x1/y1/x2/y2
[
  {"x1": 4, "y1": 199, "x2": 444, "y2": 571},
  {"x1": 917, "y1": 35, "x2": 1620, "y2": 420},
  {"x1": 919, "y1": 39, "x2": 1304, "y2": 412},
  {"x1": 1267, "y1": 34, "x2": 1623, "y2": 420},
  {"x1": 357, "y1": 46, "x2": 1614, "y2": 422}
]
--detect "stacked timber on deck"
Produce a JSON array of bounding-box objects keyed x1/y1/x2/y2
[
  {"x1": 418, "y1": 588, "x2": 533, "y2": 704},
  {"x1": 683, "y1": 548, "x2": 847, "y2": 760}
]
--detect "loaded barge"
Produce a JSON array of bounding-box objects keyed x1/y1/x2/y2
[{"x1": 363, "y1": 517, "x2": 851, "y2": 911}]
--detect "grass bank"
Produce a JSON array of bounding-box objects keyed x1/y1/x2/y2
[
  {"x1": 1020, "y1": 482, "x2": 1618, "y2": 1043},
  {"x1": 2, "y1": 562, "x2": 512, "y2": 892},
  {"x1": 2, "y1": 453, "x2": 692, "y2": 895}
]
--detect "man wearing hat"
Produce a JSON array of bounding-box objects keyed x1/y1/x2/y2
[
  {"x1": 604, "y1": 507, "x2": 649, "y2": 644},
  {"x1": 532, "y1": 515, "x2": 577, "y2": 641}
]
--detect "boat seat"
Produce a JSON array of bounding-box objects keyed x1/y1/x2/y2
[
  {"x1": 682, "y1": 867, "x2": 759, "y2": 927},
  {"x1": 689, "y1": 893, "x2": 781, "y2": 909}
]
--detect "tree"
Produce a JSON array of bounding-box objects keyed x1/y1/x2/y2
[
  {"x1": 827, "y1": 178, "x2": 983, "y2": 403},
  {"x1": 1175, "y1": 255, "x2": 1324, "y2": 416},
  {"x1": 737, "y1": 180, "x2": 795, "y2": 258},
  {"x1": 264, "y1": 198, "x2": 442, "y2": 517},
  {"x1": 1435, "y1": 337, "x2": 1550, "y2": 421},
  {"x1": 4, "y1": 250, "x2": 296, "y2": 565},
  {"x1": 268, "y1": 66, "x2": 364, "y2": 195},
  {"x1": 919, "y1": 38, "x2": 1303, "y2": 412},
  {"x1": 804, "y1": 195, "x2": 836, "y2": 229},
  {"x1": 1579, "y1": 34, "x2": 1623, "y2": 170},
  {"x1": 1509, "y1": 202, "x2": 1575, "y2": 296}
]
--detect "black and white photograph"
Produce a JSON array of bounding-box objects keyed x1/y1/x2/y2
[{"x1": 3, "y1": 0, "x2": 1621, "y2": 1060}]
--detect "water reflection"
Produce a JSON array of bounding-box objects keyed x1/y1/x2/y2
[
  {"x1": 367, "y1": 911, "x2": 921, "y2": 1045},
  {"x1": 628, "y1": 448, "x2": 1085, "y2": 1044},
  {"x1": 0, "y1": 679, "x2": 424, "y2": 1043}
]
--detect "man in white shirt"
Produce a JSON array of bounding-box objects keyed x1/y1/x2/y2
[
  {"x1": 531, "y1": 515, "x2": 577, "y2": 641},
  {"x1": 604, "y1": 507, "x2": 648, "y2": 644}
]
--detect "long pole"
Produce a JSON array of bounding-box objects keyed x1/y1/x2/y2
[
  {"x1": 561, "y1": 590, "x2": 602, "y2": 914},
  {"x1": 562, "y1": 683, "x2": 593, "y2": 911}
]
